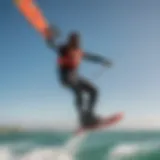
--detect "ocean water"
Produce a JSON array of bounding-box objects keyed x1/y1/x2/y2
[{"x1": 0, "y1": 130, "x2": 160, "y2": 160}]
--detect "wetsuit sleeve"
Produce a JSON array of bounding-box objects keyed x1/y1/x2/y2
[
  {"x1": 83, "y1": 52, "x2": 112, "y2": 66},
  {"x1": 45, "y1": 25, "x2": 60, "y2": 52},
  {"x1": 46, "y1": 37, "x2": 59, "y2": 52}
]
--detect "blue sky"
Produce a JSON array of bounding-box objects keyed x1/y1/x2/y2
[{"x1": 1, "y1": 0, "x2": 160, "y2": 129}]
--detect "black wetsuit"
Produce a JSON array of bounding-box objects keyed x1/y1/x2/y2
[
  {"x1": 47, "y1": 40, "x2": 108, "y2": 127},
  {"x1": 57, "y1": 45, "x2": 107, "y2": 126}
]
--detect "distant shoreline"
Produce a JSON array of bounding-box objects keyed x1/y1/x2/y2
[
  {"x1": 0, "y1": 126, "x2": 23, "y2": 134},
  {"x1": 0, "y1": 125, "x2": 160, "y2": 134}
]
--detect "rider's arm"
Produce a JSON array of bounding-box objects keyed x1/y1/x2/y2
[
  {"x1": 44, "y1": 25, "x2": 60, "y2": 51},
  {"x1": 46, "y1": 37, "x2": 58, "y2": 51},
  {"x1": 83, "y1": 52, "x2": 112, "y2": 66}
]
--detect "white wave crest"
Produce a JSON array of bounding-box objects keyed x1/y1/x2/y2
[
  {"x1": 0, "y1": 147, "x2": 13, "y2": 160},
  {"x1": 107, "y1": 141, "x2": 160, "y2": 160},
  {"x1": 108, "y1": 143, "x2": 139, "y2": 160},
  {"x1": 0, "y1": 133, "x2": 87, "y2": 160},
  {"x1": 20, "y1": 147, "x2": 72, "y2": 160}
]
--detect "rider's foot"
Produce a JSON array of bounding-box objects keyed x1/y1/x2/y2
[
  {"x1": 90, "y1": 114, "x2": 101, "y2": 125},
  {"x1": 80, "y1": 112, "x2": 101, "y2": 127}
]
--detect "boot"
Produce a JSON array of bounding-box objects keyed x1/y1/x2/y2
[{"x1": 80, "y1": 111, "x2": 101, "y2": 127}]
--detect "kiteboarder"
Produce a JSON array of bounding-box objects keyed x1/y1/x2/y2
[
  {"x1": 44, "y1": 26, "x2": 112, "y2": 127},
  {"x1": 14, "y1": 0, "x2": 112, "y2": 128}
]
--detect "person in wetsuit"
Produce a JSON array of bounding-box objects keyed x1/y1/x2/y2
[{"x1": 45, "y1": 27, "x2": 112, "y2": 127}]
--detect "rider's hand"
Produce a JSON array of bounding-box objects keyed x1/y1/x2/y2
[{"x1": 44, "y1": 24, "x2": 60, "y2": 40}]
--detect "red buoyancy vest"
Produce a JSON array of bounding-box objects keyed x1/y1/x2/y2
[{"x1": 58, "y1": 49, "x2": 84, "y2": 68}]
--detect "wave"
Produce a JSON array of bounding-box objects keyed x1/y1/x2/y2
[
  {"x1": 0, "y1": 147, "x2": 12, "y2": 160},
  {"x1": 107, "y1": 140, "x2": 160, "y2": 160},
  {"x1": 0, "y1": 132, "x2": 87, "y2": 160},
  {"x1": 1, "y1": 131, "x2": 160, "y2": 160},
  {"x1": 0, "y1": 146, "x2": 73, "y2": 160}
]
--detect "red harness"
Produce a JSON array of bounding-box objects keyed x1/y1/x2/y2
[{"x1": 58, "y1": 49, "x2": 84, "y2": 68}]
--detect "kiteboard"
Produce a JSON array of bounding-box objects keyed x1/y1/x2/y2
[{"x1": 75, "y1": 112, "x2": 124, "y2": 135}]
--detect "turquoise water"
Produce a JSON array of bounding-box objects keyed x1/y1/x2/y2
[{"x1": 0, "y1": 130, "x2": 160, "y2": 160}]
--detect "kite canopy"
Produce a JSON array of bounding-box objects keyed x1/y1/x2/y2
[{"x1": 14, "y1": 0, "x2": 49, "y2": 38}]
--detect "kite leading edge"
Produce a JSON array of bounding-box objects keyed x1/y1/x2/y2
[{"x1": 14, "y1": 0, "x2": 49, "y2": 38}]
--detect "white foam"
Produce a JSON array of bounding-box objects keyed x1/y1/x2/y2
[
  {"x1": 107, "y1": 140, "x2": 160, "y2": 160},
  {"x1": 0, "y1": 133, "x2": 87, "y2": 160},
  {"x1": 20, "y1": 133, "x2": 87, "y2": 160},
  {"x1": 108, "y1": 144, "x2": 139, "y2": 160},
  {"x1": 0, "y1": 147, "x2": 12, "y2": 160},
  {"x1": 20, "y1": 148, "x2": 73, "y2": 160},
  {"x1": 107, "y1": 143, "x2": 140, "y2": 160},
  {"x1": 64, "y1": 132, "x2": 87, "y2": 155}
]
